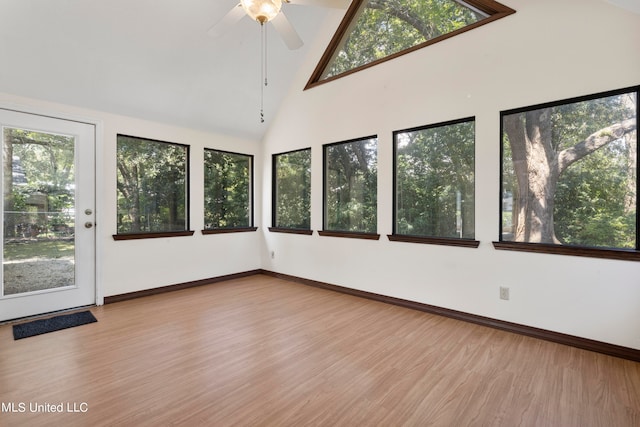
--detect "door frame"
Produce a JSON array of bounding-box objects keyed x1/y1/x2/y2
[{"x1": 0, "y1": 101, "x2": 104, "y2": 308}]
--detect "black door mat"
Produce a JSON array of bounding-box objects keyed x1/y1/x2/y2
[{"x1": 13, "y1": 310, "x2": 97, "y2": 340}]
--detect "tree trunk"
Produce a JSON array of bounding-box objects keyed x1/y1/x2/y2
[
  {"x1": 625, "y1": 130, "x2": 637, "y2": 214},
  {"x1": 504, "y1": 111, "x2": 558, "y2": 243},
  {"x1": 460, "y1": 179, "x2": 475, "y2": 239},
  {"x1": 504, "y1": 108, "x2": 636, "y2": 244},
  {"x1": 3, "y1": 132, "x2": 15, "y2": 238},
  {"x1": 131, "y1": 164, "x2": 141, "y2": 232},
  {"x1": 622, "y1": 94, "x2": 637, "y2": 215}
]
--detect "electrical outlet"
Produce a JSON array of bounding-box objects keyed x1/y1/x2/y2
[{"x1": 500, "y1": 286, "x2": 510, "y2": 301}]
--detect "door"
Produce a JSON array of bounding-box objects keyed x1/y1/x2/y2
[{"x1": 0, "y1": 109, "x2": 95, "y2": 321}]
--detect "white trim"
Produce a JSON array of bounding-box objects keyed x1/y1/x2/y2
[
  {"x1": 0, "y1": 101, "x2": 105, "y2": 308},
  {"x1": 0, "y1": 285, "x2": 77, "y2": 300},
  {"x1": 94, "y1": 118, "x2": 105, "y2": 306}
]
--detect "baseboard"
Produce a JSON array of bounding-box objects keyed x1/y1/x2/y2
[
  {"x1": 103, "y1": 268, "x2": 640, "y2": 362},
  {"x1": 259, "y1": 270, "x2": 640, "y2": 363},
  {"x1": 103, "y1": 269, "x2": 262, "y2": 304}
]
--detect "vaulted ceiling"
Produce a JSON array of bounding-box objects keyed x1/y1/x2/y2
[
  {"x1": 0, "y1": 0, "x2": 335, "y2": 140},
  {"x1": 1, "y1": 1, "x2": 637, "y2": 141}
]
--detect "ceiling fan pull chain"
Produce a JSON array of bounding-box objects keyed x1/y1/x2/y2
[
  {"x1": 260, "y1": 22, "x2": 265, "y2": 123},
  {"x1": 264, "y1": 22, "x2": 269, "y2": 88}
]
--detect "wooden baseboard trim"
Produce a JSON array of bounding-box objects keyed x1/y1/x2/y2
[
  {"x1": 103, "y1": 270, "x2": 263, "y2": 304},
  {"x1": 259, "y1": 270, "x2": 640, "y2": 363},
  {"x1": 103, "y1": 268, "x2": 640, "y2": 362}
]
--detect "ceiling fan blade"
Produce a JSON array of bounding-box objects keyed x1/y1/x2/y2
[
  {"x1": 207, "y1": 4, "x2": 246, "y2": 38},
  {"x1": 270, "y1": 12, "x2": 303, "y2": 50},
  {"x1": 285, "y1": 0, "x2": 350, "y2": 9}
]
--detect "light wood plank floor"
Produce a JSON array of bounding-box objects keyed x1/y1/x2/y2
[{"x1": 1, "y1": 274, "x2": 639, "y2": 426}]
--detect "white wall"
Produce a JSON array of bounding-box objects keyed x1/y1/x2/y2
[
  {"x1": 260, "y1": 0, "x2": 640, "y2": 349},
  {"x1": 1, "y1": 0, "x2": 638, "y2": 350},
  {"x1": 0, "y1": 92, "x2": 263, "y2": 299}
]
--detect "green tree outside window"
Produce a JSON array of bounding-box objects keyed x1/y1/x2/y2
[
  {"x1": 395, "y1": 118, "x2": 475, "y2": 239},
  {"x1": 308, "y1": 0, "x2": 514, "y2": 87},
  {"x1": 204, "y1": 149, "x2": 252, "y2": 229},
  {"x1": 501, "y1": 88, "x2": 637, "y2": 249},
  {"x1": 324, "y1": 137, "x2": 377, "y2": 233},
  {"x1": 273, "y1": 149, "x2": 311, "y2": 229},
  {"x1": 116, "y1": 135, "x2": 188, "y2": 234}
]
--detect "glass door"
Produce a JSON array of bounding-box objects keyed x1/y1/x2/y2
[{"x1": 0, "y1": 109, "x2": 95, "y2": 321}]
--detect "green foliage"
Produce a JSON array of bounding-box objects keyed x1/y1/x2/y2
[
  {"x1": 274, "y1": 149, "x2": 311, "y2": 229},
  {"x1": 325, "y1": 139, "x2": 377, "y2": 233},
  {"x1": 502, "y1": 91, "x2": 637, "y2": 248},
  {"x1": 554, "y1": 140, "x2": 635, "y2": 248},
  {"x1": 323, "y1": 0, "x2": 484, "y2": 78},
  {"x1": 396, "y1": 120, "x2": 475, "y2": 238},
  {"x1": 3, "y1": 127, "x2": 76, "y2": 239},
  {"x1": 551, "y1": 94, "x2": 632, "y2": 152},
  {"x1": 204, "y1": 150, "x2": 251, "y2": 229},
  {"x1": 116, "y1": 136, "x2": 187, "y2": 233},
  {"x1": 553, "y1": 94, "x2": 636, "y2": 248}
]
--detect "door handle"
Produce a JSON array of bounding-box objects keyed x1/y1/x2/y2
[{"x1": 84, "y1": 222, "x2": 94, "y2": 229}]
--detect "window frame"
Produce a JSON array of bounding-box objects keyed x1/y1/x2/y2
[
  {"x1": 305, "y1": 0, "x2": 515, "y2": 90},
  {"x1": 494, "y1": 85, "x2": 640, "y2": 261},
  {"x1": 202, "y1": 148, "x2": 257, "y2": 235},
  {"x1": 269, "y1": 148, "x2": 313, "y2": 235},
  {"x1": 113, "y1": 134, "x2": 192, "y2": 241},
  {"x1": 320, "y1": 135, "x2": 380, "y2": 240},
  {"x1": 389, "y1": 117, "x2": 479, "y2": 248}
]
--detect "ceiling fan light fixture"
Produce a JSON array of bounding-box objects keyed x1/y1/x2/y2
[{"x1": 240, "y1": 0, "x2": 283, "y2": 23}]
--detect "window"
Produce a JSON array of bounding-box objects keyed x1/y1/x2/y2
[
  {"x1": 496, "y1": 86, "x2": 639, "y2": 261},
  {"x1": 306, "y1": 0, "x2": 514, "y2": 88},
  {"x1": 203, "y1": 149, "x2": 255, "y2": 233},
  {"x1": 321, "y1": 136, "x2": 378, "y2": 238},
  {"x1": 391, "y1": 117, "x2": 478, "y2": 247},
  {"x1": 271, "y1": 148, "x2": 312, "y2": 234},
  {"x1": 115, "y1": 135, "x2": 190, "y2": 238}
]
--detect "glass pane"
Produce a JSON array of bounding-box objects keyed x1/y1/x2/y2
[
  {"x1": 274, "y1": 149, "x2": 311, "y2": 229},
  {"x1": 324, "y1": 138, "x2": 377, "y2": 233},
  {"x1": 116, "y1": 135, "x2": 188, "y2": 234},
  {"x1": 395, "y1": 119, "x2": 475, "y2": 238},
  {"x1": 320, "y1": 0, "x2": 488, "y2": 80},
  {"x1": 3, "y1": 127, "x2": 75, "y2": 295},
  {"x1": 204, "y1": 149, "x2": 252, "y2": 229},
  {"x1": 501, "y1": 90, "x2": 637, "y2": 248}
]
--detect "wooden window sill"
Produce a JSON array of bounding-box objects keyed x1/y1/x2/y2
[
  {"x1": 202, "y1": 227, "x2": 258, "y2": 235},
  {"x1": 492, "y1": 241, "x2": 640, "y2": 262},
  {"x1": 113, "y1": 231, "x2": 195, "y2": 240},
  {"x1": 318, "y1": 230, "x2": 380, "y2": 240},
  {"x1": 268, "y1": 227, "x2": 314, "y2": 235},
  {"x1": 389, "y1": 234, "x2": 480, "y2": 248}
]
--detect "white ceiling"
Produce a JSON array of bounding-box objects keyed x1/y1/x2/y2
[
  {"x1": 606, "y1": 0, "x2": 640, "y2": 15},
  {"x1": 4, "y1": 0, "x2": 635, "y2": 142},
  {"x1": 0, "y1": 0, "x2": 335, "y2": 140}
]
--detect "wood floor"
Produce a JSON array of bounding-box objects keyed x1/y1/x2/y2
[{"x1": 1, "y1": 274, "x2": 639, "y2": 427}]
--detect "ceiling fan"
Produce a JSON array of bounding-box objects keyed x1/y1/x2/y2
[{"x1": 208, "y1": 0, "x2": 349, "y2": 50}]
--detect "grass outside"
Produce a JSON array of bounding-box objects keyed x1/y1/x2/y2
[{"x1": 3, "y1": 239, "x2": 74, "y2": 260}]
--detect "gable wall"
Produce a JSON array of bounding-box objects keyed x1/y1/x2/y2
[{"x1": 260, "y1": 0, "x2": 640, "y2": 349}]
